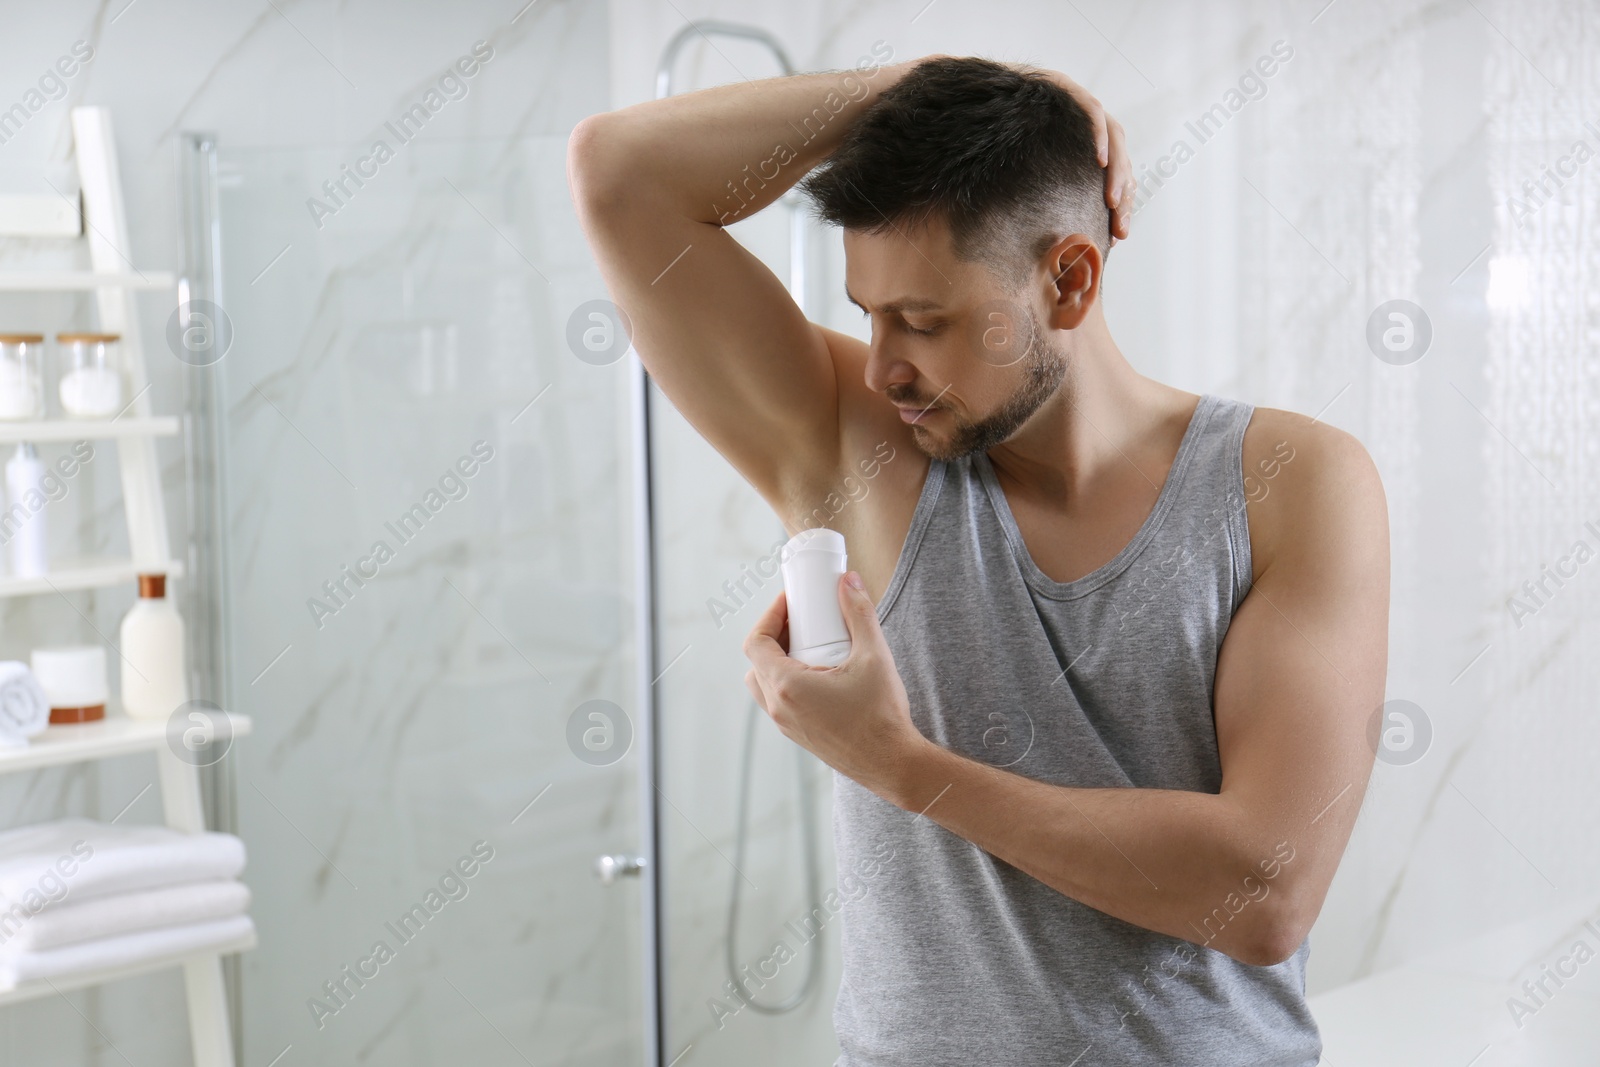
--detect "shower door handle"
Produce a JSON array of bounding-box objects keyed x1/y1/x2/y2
[{"x1": 593, "y1": 853, "x2": 647, "y2": 884}]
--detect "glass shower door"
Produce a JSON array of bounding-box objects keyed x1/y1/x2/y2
[{"x1": 212, "y1": 135, "x2": 645, "y2": 1066}]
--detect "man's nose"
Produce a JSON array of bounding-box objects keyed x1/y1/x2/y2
[{"x1": 863, "y1": 335, "x2": 915, "y2": 395}]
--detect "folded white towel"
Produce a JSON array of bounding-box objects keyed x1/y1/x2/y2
[
  {"x1": 0, "y1": 661, "x2": 49, "y2": 748},
  {"x1": 0, "y1": 913, "x2": 254, "y2": 990},
  {"x1": 0, "y1": 879, "x2": 250, "y2": 956},
  {"x1": 0, "y1": 819, "x2": 245, "y2": 913}
]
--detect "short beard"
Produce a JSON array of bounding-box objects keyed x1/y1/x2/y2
[{"x1": 911, "y1": 311, "x2": 1068, "y2": 462}]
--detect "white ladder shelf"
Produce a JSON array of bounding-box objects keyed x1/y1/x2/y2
[{"x1": 0, "y1": 107, "x2": 249, "y2": 1067}]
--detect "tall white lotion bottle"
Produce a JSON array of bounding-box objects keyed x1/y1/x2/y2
[
  {"x1": 120, "y1": 572, "x2": 189, "y2": 720},
  {"x1": 5, "y1": 442, "x2": 48, "y2": 577}
]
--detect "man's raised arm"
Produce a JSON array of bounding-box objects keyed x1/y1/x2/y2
[{"x1": 566, "y1": 52, "x2": 918, "y2": 510}]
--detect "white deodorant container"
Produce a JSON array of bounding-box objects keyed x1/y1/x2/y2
[{"x1": 778, "y1": 527, "x2": 852, "y2": 668}]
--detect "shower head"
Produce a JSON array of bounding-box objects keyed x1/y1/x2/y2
[{"x1": 655, "y1": 20, "x2": 795, "y2": 100}]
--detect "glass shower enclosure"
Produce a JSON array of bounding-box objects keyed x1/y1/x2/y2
[
  {"x1": 190, "y1": 20, "x2": 842, "y2": 1066},
  {"x1": 202, "y1": 132, "x2": 645, "y2": 1064}
]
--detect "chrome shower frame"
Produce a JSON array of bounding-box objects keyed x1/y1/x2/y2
[{"x1": 636, "y1": 20, "x2": 806, "y2": 1067}]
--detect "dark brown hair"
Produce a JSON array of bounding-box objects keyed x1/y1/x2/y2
[{"x1": 800, "y1": 56, "x2": 1110, "y2": 286}]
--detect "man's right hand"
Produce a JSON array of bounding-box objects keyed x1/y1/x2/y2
[{"x1": 1028, "y1": 66, "x2": 1136, "y2": 242}]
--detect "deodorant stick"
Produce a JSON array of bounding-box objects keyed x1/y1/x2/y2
[{"x1": 778, "y1": 528, "x2": 852, "y2": 667}]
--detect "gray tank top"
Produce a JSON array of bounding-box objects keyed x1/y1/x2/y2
[{"x1": 832, "y1": 394, "x2": 1320, "y2": 1066}]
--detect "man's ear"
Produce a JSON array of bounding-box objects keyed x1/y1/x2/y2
[{"x1": 1043, "y1": 234, "x2": 1102, "y2": 330}]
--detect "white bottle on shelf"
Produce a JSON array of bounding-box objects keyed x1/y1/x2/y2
[
  {"x1": 5, "y1": 442, "x2": 47, "y2": 577},
  {"x1": 119, "y1": 572, "x2": 188, "y2": 720}
]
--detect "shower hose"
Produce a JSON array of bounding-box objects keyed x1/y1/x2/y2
[{"x1": 725, "y1": 695, "x2": 824, "y2": 1013}]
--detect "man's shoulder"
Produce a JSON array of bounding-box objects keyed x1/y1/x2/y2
[
  {"x1": 1238, "y1": 404, "x2": 1376, "y2": 478},
  {"x1": 1238, "y1": 404, "x2": 1388, "y2": 581}
]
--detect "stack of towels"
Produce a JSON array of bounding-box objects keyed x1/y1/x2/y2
[{"x1": 0, "y1": 818, "x2": 252, "y2": 991}]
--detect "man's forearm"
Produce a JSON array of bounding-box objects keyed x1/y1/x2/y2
[
  {"x1": 574, "y1": 47, "x2": 912, "y2": 224},
  {"x1": 885, "y1": 738, "x2": 1320, "y2": 966}
]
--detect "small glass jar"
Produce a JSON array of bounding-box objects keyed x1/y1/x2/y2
[
  {"x1": 56, "y1": 332, "x2": 125, "y2": 418},
  {"x1": 0, "y1": 334, "x2": 45, "y2": 420}
]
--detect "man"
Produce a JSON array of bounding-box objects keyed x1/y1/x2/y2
[{"x1": 570, "y1": 53, "x2": 1387, "y2": 1066}]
